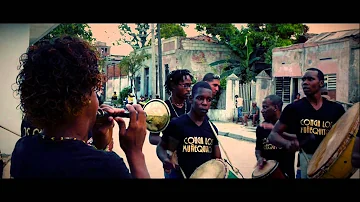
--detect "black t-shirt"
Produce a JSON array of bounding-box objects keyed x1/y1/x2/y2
[
  {"x1": 150, "y1": 99, "x2": 191, "y2": 136},
  {"x1": 161, "y1": 114, "x2": 219, "y2": 178},
  {"x1": 20, "y1": 117, "x2": 43, "y2": 137},
  {"x1": 10, "y1": 134, "x2": 132, "y2": 178},
  {"x1": 279, "y1": 97, "x2": 345, "y2": 154},
  {"x1": 256, "y1": 124, "x2": 295, "y2": 178},
  {"x1": 165, "y1": 99, "x2": 191, "y2": 121},
  {"x1": 20, "y1": 118, "x2": 93, "y2": 139}
]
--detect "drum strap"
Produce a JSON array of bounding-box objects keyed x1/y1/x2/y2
[{"x1": 208, "y1": 120, "x2": 241, "y2": 175}]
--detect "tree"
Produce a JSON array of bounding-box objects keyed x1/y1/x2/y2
[
  {"x1": 118, "y1": 50, "x2": 151, "y2": 91},
  {"x1": 158, "y1": 24, "x2": 187, "y2": 39},
  {"x1": 41, "y1": 24, "x2": 96, "y2": 43},
  {"x1": 195, "y1": 23, "x2": 309, "y2": 83},
  {"x1": 115, "y1": 23, "x2": 187, "y2": 49}
]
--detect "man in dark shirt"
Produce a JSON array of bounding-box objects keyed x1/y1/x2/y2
[
  {"x1": 268, "y1": 67, "x2": 345, "y2": 178},
  {"x1": 255, "y1": 95, "x2": 296, "y2": 179},
  {"x1": 148, "y1": 69, "x2": 193, "y2": 178},
  {"x1": 10, "y1": 35, "x2": 150, "y2": 179},
  {"x1": 202, "y1": 72, "x2": 220, "y2": 97},
  {"x1": 149, "y1": 69, "x2": 193, "y2": 146},
  {"x1": 156, "y1": 81, "x2": 222, "y2": 178}
]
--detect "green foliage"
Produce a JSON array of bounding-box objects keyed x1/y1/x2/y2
[
  {"x1": 220, "y1": 77, "x2": 227, "y2": 90},
  {"x1": 159, "y1": 24, "x2": 187, "y2": 39},
  {"x1": 118, "y1": 50, "x2": 151, "y2": 89},
  {"x1": 197, "y1": 23, "x2": 309, "y2": 82},
  {"x1": 42, "y1": 24, "x2": 96, "y2": 43},
  {"x1": 119, "y1": 86, "x2": 132, "y2": 105},
  {"x1": 116, "y1": 23, "x2": 187, "y2": 50},
  {"x1": 117, "y1": 23, "x2": 150, "y2": 49}
]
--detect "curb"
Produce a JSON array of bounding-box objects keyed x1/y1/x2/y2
[{"x1": 218, "y1": 131, "x2": 256, "y2": 143}]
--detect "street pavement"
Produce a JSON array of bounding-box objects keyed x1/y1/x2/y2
[{"x1": 112, "y1": 120, "x2": 258, "y2": 179}]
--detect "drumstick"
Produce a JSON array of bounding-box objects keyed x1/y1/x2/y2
[
  {"x1": 0, "y1": 125, "x2": 21, "y2": 137},
  {"x1": 179, "y1": 166, "x2": 187, "y2": 179},
  {"x1": 208, "y1": 121, "x2": 240, "y2": 174}
]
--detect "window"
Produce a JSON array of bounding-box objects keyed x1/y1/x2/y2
[
  {"x1": 324, "y1": 74, "x2": 336, "y2": 90},
  {"x1": 135, "y1": 76, "x2": 141, "y2": 92},
  {"x1": 275, "y1": 77, "x2": 291, "y2": 103}
]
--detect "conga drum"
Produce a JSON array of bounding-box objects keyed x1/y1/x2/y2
[
  {"x1": 307, "y1": 102, "x2": 360, "y2": 179},
  {"x1": 252, "y1": 160, "x2": 286, "y2": 179},
  {"x1": 190, "y1": 159, "x2": 240, "y2": 179}
]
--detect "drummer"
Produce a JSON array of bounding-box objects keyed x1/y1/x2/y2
[
  {"x1": 268, "y1": 67, "x2": 345, "y2": 179},
  {"x1": 255, "y1": 95, "x2": 296, "y2": 179},
  {"x1": 351, "y1": 130, "x2": 360, "y2": 168},
  {"x1": 148, "y1": 69, "x2": 193, "y2": 178},
  {"x1": 156, "y1": 81, "x2": 221, "y2": 179}
]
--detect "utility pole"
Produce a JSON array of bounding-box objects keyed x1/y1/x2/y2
[
  {"x1": 150, "y1": 23, "x2": 157, "y2": 98},
  {"x1": 112, "y1": 63, "x2": 115, "y2": 93},
  {"x1": 157, "y1": 23, "x2": 163, "y2": 99}
]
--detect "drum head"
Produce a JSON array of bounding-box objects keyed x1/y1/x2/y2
[
  {"x1": 307, "y1": 102, "x2": 359, "y2": 177},
  {"x1": 252, "y1": 160, "x2": 278, "y2": 178},
  {"x1": 190, "y1": 159, "x2": 227, "y2": 178}
]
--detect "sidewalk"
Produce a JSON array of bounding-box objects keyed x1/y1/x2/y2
[{"x1": 212, "y1": 121, "x2": 257, "y2": 143}]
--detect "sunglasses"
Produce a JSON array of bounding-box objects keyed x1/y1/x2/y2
[
  {"x1": 178, "y1": 83, "x2": 192, "y2": 89},
  {"x1": 213, "y1": 74, "x2": 220, "y2": 79}
]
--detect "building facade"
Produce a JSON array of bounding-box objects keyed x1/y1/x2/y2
[
  {"x1": 272, "y1": 29, "x2": 359, "y2": 107},
  {"x1": 135, "y1": 35, "x2": 240, "y2": 100}
]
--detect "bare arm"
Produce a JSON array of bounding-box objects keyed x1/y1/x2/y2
[
  {"x1": 156, "y1": 137, "x2": 179, "y2": 163},
  {"x1": 261, "y1": 122, "x2": 297, "y2": 141},
  {"x1": 149, "y1": 132, "x2": 161, "y2": 145},
  {"x1": 351, "y1": 137, "x2": 360, "y2": 168},
  {"x1": 282, "y1": 132, "x2": 298, "y2": 141},
  {"x1": 255, "y1": 150, "x2": 263, "y2": 161},
  {"x1": 156, "y1": 140, "x2": 170, "y2": 163},
  {"x1": 268, "y1": 120, "x2": 292, "y2": 149},
  {"x1": 126, "y1": 151, "x2": 150, "y2": 178},
  {"x1": 213, "y1": 145, "x2": 221, "y2": 159}
]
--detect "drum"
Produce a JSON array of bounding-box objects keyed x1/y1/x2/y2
[
  {"x1": 189, "y1": 159, "x2": 240, "y2": 179},
  {"x1": 307, "y1": 102, "x2": 360, "y2": 179},
  {"x1": 252, "y1": 160, "x2": 286, "y2": 179}
]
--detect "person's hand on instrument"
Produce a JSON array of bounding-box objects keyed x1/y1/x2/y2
[
  {"x1": 163, "y1": 158, "x2": 175, "y2": 173},
  {"x1": 256, "y1": 157, "x2": 267, "y2": 169},
  {"x1": 285, "y1": 139, "x2": 300, "y2": 152},
  {"x1": 114, "y1": 104, "x2": 147, "y2": 154},
  {"x1": 92, "y1": 104, "x2": 125, "y2": 150}
]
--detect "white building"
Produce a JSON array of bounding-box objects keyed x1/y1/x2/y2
[{"x1": 0, "y1": 24, "x2": 59, "y2": 154}]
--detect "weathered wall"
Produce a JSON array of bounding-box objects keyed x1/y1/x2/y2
[
  {"x1": 137, "y1": 37, "x2": 240, "y2": 99},
  {"x1": 272, "y1": 38, "x2": 357, "y2": 103},
  {"x1": 348, "y1": 39, "x2": 360, "y2": 103}
]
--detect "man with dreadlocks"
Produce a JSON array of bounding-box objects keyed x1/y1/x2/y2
[{"x1": 148, "y1": 69, "x2": 193, "y2": 178}]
